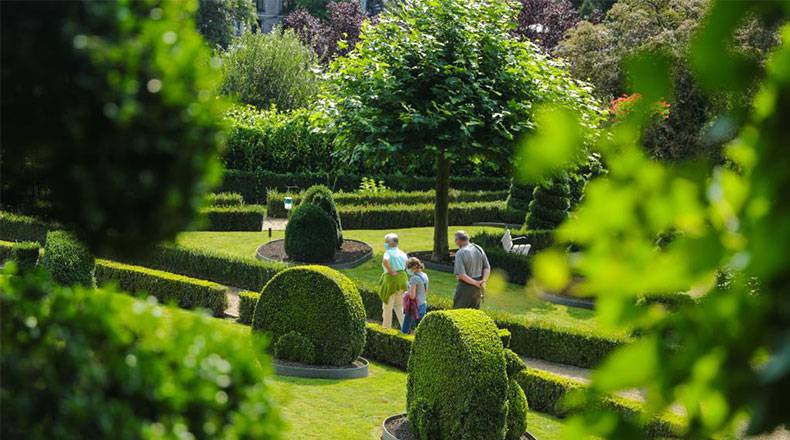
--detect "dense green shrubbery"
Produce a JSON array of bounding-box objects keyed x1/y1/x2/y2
[
  {"x1": 526, "y1": 174, "x2": 572, "y2": 230},
  {"x1": 42, "y1": 230, "x2": 95, "y2": 288},
  {"x1": 284, "y1": 204, "x2": 338, "y2": 262},
  {"x1": 107, "y1": 244, "x2": 286, "y2": 293},
  {"x1": 206, "y1": 192, "x2": 244, "y2": 207},
  {"x1": 301, "y1": 185, "x2": 343, "y2": 248},
  {"x1": 407, "y1": 309, "x2": 509, "y2": 439},
  {"x1": 273, "y1": 331, "x2": 316, "y2": 364},
  {"x1": 363, "y1": 323, "x2": 414, "y2": 369},
  {"x1": 196, "y1": 0, "x2": 257, "y2": 49},
  {"x1": 220, "y1": 31, "x2": 319, "y2": 111},
  {"x1": 218, "y1": 170, "x2": 510, "y2": 204},
  {"x1": 267, "y1": 189, "x2": 508, "y2": 217},
  {"x1": 252, "y1": 266, "x2": 366, "y2": 366},
  {"x1": 238, "y1": 290, "x2": 261, "y2": 324},
  {"x1": 0, "y1": 269, "x2": 281, "y2": 439},
  {"x1": 197, "y1": 206, "x2": 264, "y2": 231},
  {"x1": 2, "y1": 1, "x2": 226, "y2": 254},
  {"x1": 95, "y1": 260, "x2": 227, "y2": 317},
  {"x1": 506, "y1": 180, "x2": 535, "y2": 211},
  {"x1": 0, "y1": 211, "x2": 50, "y2": 243},
  {"x1": 466, "y1": 230, "x2": 557, "y2": 285},
  {"x1": 338, "y1": 201, "x2": 522, "y2": 230},
  {"x1": 223, "y1": 106, "x2": 334, "y2": 174},
  {"x1": 0, "y1": 240, "x2": 40, "y2": 271}
]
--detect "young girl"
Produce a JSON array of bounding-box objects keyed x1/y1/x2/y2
[{"x1": 401, "y1": 257, "x2": 428, "y2": 334}]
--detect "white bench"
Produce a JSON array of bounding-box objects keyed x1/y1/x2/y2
[{"x1": 501, "y1": 229, "x2": 531, "y2": 256}]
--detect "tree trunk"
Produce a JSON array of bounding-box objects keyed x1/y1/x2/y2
[{"x1": 433, "y1": 150, "x2": 450, "y2": 261}]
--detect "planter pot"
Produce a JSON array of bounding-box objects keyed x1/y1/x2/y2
[
  {"x1": 274, "y1": 357, "x2": 369, "y2": 380},
  {"x1": 381, "y1": 413, "x2": 537, "y2": 440},
  {"x1": 256, "y1": 239, "x2": 373, "y2": 270}
]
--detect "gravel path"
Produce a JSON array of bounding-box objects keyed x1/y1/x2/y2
[
  {"x1": 224, "y1": 287, "x2": 241, "y2": 318},
  {"x1": 262, "y1": 217, "x2": 287, "y2": 231}
]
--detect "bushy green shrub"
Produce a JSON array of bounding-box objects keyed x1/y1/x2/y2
[
  {"x1": 238, "y1": 290, "x2": 261, "y2": 324},
  {"x1": 301, "y1": 185, "x2": 343, "y2": 248},
  {"x1": 2, "y1": 1, "x2": 226, "y2": 254},
  {"x1": 95, "y1": 260, "x2": 227, "y2": 317},
  {"x1": 526, "y1": 174, "x2": 571, "y2": 230},
  {"x1": 0, "y1": 269, "x2": 281, "y2": 439},
  {"x1": 197, "y1": 206, "x2": 264, "y2": 231},
  {"x1": 363, "y1": 323, "x2": 415, "y2": 369},
  {"x1": 504, "y1": 348, "x2": 529, "y2": 440},
  {"x1": 218, "y1": 169, "x2": 510, "y2": 204},
  {"x1": 220, "y1": 30, "x2": 319, "y2": 111},
  {"x1": 0, "y1": 240, "x2": 40, "y2": 271},
  {"x1": 407, "y1": 309, "x2": 509, "y2": 440},
  {"x1": 507, "y1": 180, "x2": 535, "y2": 211},
  {"x1": 284, "y1": 204, "x2": 337, "y2": 262},
  {"x1": 274, "y1": 331, "x2": 316, "y2": 364},
  {"x1": 223, "y1": 105, "x2": 334, "y2": 174},
  {"x1": 42, "y1": 230, "x2": 95, "y2": 287},
  {"x1": 0, "y1": 211, "x2": 49, "y2": 243},
  {"x1": 206, "y1": 192, "x2": 244, "y2": 207},
  {"x1": 252, "y1": 266, "x2": 366, "y2": 366},
  {"x1": 196, "y1": 0, "x2": 257, "y2": 49}
]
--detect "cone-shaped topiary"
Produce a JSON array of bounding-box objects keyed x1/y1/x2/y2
[
  {"x1": 252, "y1": 266, "x2": 366, "y2": 366},
  {"x1": 301, "y1": 185, "x2": 343, "y2": 248},
  {"x1": 284, "y1": 203, "x2": 337, "y2": 262},
  {"x1": 42, "y1": 230, "x2": 95, "y2": 287},
  {"x1": 407, "y1": 309, "x2": 509, "y2": 439},
  {"x1": 506, "y1": 179, "x2": 535, "y2": 211},
  {"x1": 525, "y1": 173, "x2": 571, "y2": 231}
]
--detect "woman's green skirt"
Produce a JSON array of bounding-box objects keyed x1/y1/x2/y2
[{"x1": 377, "y1": 271, "x2": 408, "y2": 302}]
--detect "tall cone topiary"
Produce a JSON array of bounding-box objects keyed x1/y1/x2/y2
[{"x1": 525, "y1": 173, "x2": 571, "y2": 231}]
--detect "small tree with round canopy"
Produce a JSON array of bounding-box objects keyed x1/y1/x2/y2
[{"x1": 326, "y1": 0, "x2": 602, "y2": 260}]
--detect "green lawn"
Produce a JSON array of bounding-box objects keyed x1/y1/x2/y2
[{"x1": 176, "y1": 226, "x2": 617, "y2": 336}]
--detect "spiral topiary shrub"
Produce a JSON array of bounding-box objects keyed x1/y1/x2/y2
[
  {"x1": 252, "y1": 266, "x2": 366, "y2": 366},
  {"x1": 525, "y1": 173, "x2": 571, "y2": 231},
  {"x1": 406, "y1": 309, "x2": 509, "y2": 439},
  {"x1": 506, "y1": 180, "x2": 535, "y2": 211},
  {"x1": 42, "y1": 231, "x2": 95, "y2": 288},
  {"x1": 274, "y1": 331, "x2": 316, "y2": 364},
  {"x1": 301, "y1": 184, "x2": 343, "y2": 248},
  {"x1": 284, "y1": 203, "x2": 337, "y2": 262}
]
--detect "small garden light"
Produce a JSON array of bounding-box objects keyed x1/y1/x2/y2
[{"x1": 284, "y1": 196, "x2": 294, "y2": 212}]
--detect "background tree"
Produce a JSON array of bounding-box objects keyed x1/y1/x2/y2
[
  {"x1": 196, "y1": 0, "x2": 258, "y2": 49},
  {"x1": 1, "y1": 0, "x2": 226, "y2": 253},
  {"x1": 514, "y1": 0, "x2": 579, "y2": 53},
  {"x1": 283, "y1": 1, "x2": 367, "y2": 61},
  {"x1": 220, "y1": 30, "x2": 320, "y2": 111},
  {"x1": 326, "y1": 0, "x2": 602, "y2": 260}
]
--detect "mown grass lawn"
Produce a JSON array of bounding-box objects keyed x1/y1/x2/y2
[{"x1": 177, "y1": 226, "x2": 618, "y2": 336}]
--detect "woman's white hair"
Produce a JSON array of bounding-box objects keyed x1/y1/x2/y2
[{"x1": 384, "y1": 233, "x2": 399, "y2": 245}]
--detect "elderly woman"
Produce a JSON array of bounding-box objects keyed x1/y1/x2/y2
[{"x1": 378, "y1": 233, "x2": 408, "y2": 329}]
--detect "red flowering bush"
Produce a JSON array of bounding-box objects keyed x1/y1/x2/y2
[{"x1": 609, "y1": 93, "x2": 670, "y2": 122}]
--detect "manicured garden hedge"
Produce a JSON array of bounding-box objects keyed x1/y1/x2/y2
[
  {"x1": 95, "y1": 260, "x2": 227, "y2": 317},
  {"x1": 468, "y1": 230, "x2": 555, "y2": 285},
  {"x1": 337, "y1": 202, "x2": 525, "y2": 230},
  {"x1": 0, "y1": 211, "x2": 50, "y2": 243},
  {"x1": 267, "y1": 189, "x2": 509, "y2": 218},
  {"x1": 206, "y1": 192, "x2": 244, "y2": 207},
  {"x1": 42, "y1": 230, "x2": 95, "y2": 288},
  {"x1": 218, "y1": 169, "x2": 510, "y2": 204},
  {"x1": 195, "y1": 206, "x2": 264, "y2": 231},
  {"x1": 0, "y1": 240, "x2": 40, "y2": 270},
  {"x1": 108, "y1": 245, "x2": 286, "y2": 292}
]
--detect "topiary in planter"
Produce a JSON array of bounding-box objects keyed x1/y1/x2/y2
[
  {"x1": 525, "y1": 173, "x2": 571, "y2": 231},
  {"x1": 42, "y1": 230, "x2": 95, "y2": 287},
  {"x1": 506, "y1": 179, "x2": 535, "y2": 211},
  {"x1": 274, "y1": 331, "x2": 316, "y2": 364},
  {"x1": 252, "y1": 266, "x2": 366, "y2": 366},
  {"x1": 301, "y1": 184, "x2": 343, "y2": 249},
  {"x1": 407, "y1": 309, "x2": 509, "y2": 439},
  {"x1": 284, "y1": 203, "x2": 337, "y2": 262}
]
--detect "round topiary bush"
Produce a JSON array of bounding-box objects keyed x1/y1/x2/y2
[
  {"x1": 406, "y1": 309, "x2": 509, "y2": 439},
  {"x1": 252, "y1": 266, "x2": 366, "y2": 366},
  {"x1": 284, "y1": 203, "x2": 337, "y2": 263},
  {"x1": 42, "y1": 230, "x2": 95, "y2": 288},
  {"x1": 506, "y1": 179, "x2": 535, "y2": 211},
  {"x1": 525, "y1": 173, "x2": 571, "y2": 231},
  {"x1": 301, "y1": 184, "x2": 343, "y2": 248},
  {"x1": 274, "y1": 331, "x2": 316, "y2": 365}
]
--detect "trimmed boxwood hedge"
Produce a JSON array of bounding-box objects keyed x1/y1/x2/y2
[
  {"x1": 252, "y1": 266, "x2": 366, "y2": 366},
  {"x1": 0, "y1": 240, "x2": 40, "y2": 270},
  {"x1": 206, "y1": 192, "x2": 244, "y2": 207},
  {"x1": 267, "y1": 189, "x2": 509, "y2": 218},
  {"x1": 300, "y1": 185, "x2": 343, "y2": 248},
  {"x1": 238, "y1": 290, "x2": 260, "y2": 324},
  {"x1": 217, "y1": 169, "x2": 510, "y2": 204},
  {"x1": 284, "y1": 204, "x2": 337, "y2": 263},
  {"x1": 0, "y1": 211, "x2": 50, "y2": 243},
  {"x1": 338, "y1": 201, "x2": 525, "y2": 230},
  {"x1": 274, "y1": 331, "x2": 316, "y2": 364},
  {"x1": 42, "y1": 230, "x2": 95, "y2": 287},
  {"x1": 469, "y1": 230, "x2": 554, "y2": 285},
  {"x1": 506, "y1": 180, "x2": 535, "y2": 211},
  {"x1": 407, "y1": 309, "x2": 509, "y2": 440},
  {"x1": 196, "y1": 206, "x2": 264, "y2": 231},
  {"x1": 95, "y1": 260, "x2": 228, "y2": 317}
]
